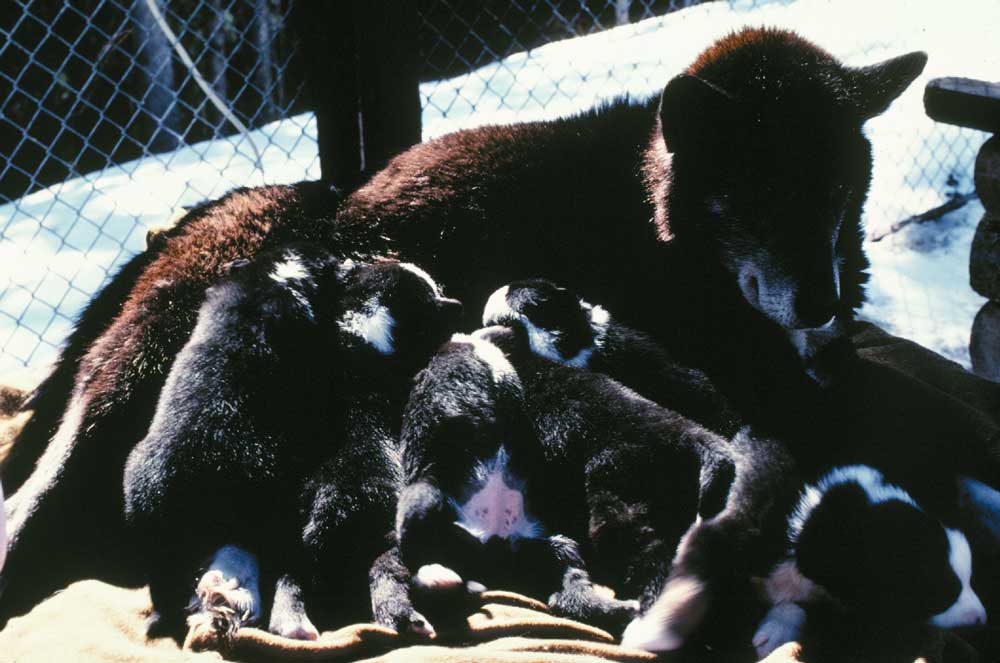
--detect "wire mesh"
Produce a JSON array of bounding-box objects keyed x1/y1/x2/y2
[
  {"x1": 0, "y1": 0, "x2": 316, "y2": 373},
  {"x1": 0, "y1": 0, "x2": 990, "y2": 374}
]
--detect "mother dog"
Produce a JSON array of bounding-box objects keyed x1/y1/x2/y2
[{"x1": 2, "y1": 28, "x2": 945, "y2": 624}]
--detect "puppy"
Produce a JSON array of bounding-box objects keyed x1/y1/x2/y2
[
  {"x1": 393, "y1": 331, "x2": 640, "y2": 635},
  {"x1": 395, "y1": 318, "x2": 793, "y2": 651},
  {"x1": 123, "y1": 244, "x2": 461, "y2": 640},
  {"x1": 753, "y1": 465, "x2": 987, "y2": 659},
  {"x1": 483, "y1": 278, "x2": 740, "y2": 436}
]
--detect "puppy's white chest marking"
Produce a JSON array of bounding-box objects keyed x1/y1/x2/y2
[{"x1": 455, "y1": 448, "x2": 540, "y2": 542}]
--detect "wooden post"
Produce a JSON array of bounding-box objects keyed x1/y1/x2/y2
[
  {"x1": 352, "y1": 0, "x2": 422, "y2": 175},
  {"x1": 291, "y1": 2, "x2": 362, "y2": 189},
  {"x1": 291, "y1": 1, "x2": 421, "y2": 189},
  {"x1": 925, "y1": 78, "x2": 1000, "y2": 381}
]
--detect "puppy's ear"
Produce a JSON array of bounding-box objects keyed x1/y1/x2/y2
[
  {"x1": 848, "y1": 51, "x2": 927, "y2": 119},
  {"x1": 658, "y1": 74, "x2": 734, "y2": 153},
  {"x1": 795, "y1": 483, "x2": 871, "y2": 595}
]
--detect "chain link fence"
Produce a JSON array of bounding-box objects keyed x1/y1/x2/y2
[{"x1": 0, "y1": 0, "x2": 991, "y2": 375}]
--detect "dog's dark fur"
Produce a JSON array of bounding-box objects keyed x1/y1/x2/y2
[
  {"x1": 333, "y1": 30, "x2": 927, "y2": 416},
  {"x1": 122, "y1": 245, "x2": 461, "y2": 639},
  {"x1": 1, "y1": 29, "x2": 933, "y2": 622}
]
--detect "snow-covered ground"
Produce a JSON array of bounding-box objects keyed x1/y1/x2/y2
[{"x1": 1, "y1": 0, "x2": 996, "y2": 377}]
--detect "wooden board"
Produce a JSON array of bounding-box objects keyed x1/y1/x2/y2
[{"x1": 924, "y1": 77, "x2": 1000, "y2": 133}]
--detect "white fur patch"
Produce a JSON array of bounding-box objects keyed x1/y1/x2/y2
[
  {"x1": 523, "y1": 299, "x2": 609, "y2": 368},
  {"x1": 269, "y1": 252, "x2": 309, "y2": 283},
  {"x1": 456, "y1": 332, "x2": 518, "y2": 385},
  {"x1": 752, "y1": 602, "x2": 807, "y2": 659},
  {"x1": 454, "y1": 447, "x2": 540, "y2": 543},
  {"x1": 930, "y1": 529, "x2": 986, "y2": 628},
  {"x1": 763, "y1": 559, "x2": 822, "y2": 605},
  {"x1": 521, "y1": 317, "x2": 566, "y2": 363},
  {"x1": 6, "y1": 389, "x2": 87, "y2": 542},
  {"x1": 190, "y1": 545, "x2": 262, "y2": 625},
  {"x1": 620, "y1": 576, "x2": 707, "y2": 652},
  {"x1": 339, "y1": 299, "x2": 395, "y2": 354},
  {"x1": 482, "y1": 285, "x2": 514, "y2": 326},
  {"x1": 788, "y1": 465, "x2": 917, "y2": 545},
  {"x1": 482, "y1": 285, "x2": 610, "y2": 368},
  {"x1": 400, "y1": 263, "x2": 442, "y2": 297},
  {"x1": 414, "y1": 563, "x2": 463, "y2": 590}
]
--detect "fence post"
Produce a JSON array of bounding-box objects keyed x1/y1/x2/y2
[
  {"x1": 925, "y1": 78, "x2": 1000, "y2": 381},
  {"x1": 292, "y1": 1, "x2": 421, "y2": 188},
  {"x1": 351, "y1": 0, "x2": 422, "y2": 175},
  {"x1": 292, "y1": 1, "x2": 363, "y2": 188}
]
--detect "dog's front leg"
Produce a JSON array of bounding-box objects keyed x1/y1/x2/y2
[{"x1": 622, "y1": 430, "x2": 796, "y2": 653}]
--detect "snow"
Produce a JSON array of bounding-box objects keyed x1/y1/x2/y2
[{"x1": 1, "y1": 0, "x2": 997, "y2": 376}]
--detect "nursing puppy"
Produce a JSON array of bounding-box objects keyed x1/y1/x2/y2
[
  {"x1": 483, "y1": 278, "x2": 740, "y2": 437},
  {"x1": 123, "y1": 244, "x2": 461, "y2": 639},
  {"x1": 394, "y1": 332, "x2": 641, "y2": 634},
  {"x1": 753, "y1": 465, "x2": 987, "y2": 659},
  {"x1": 396, "y1": 322, "x2": 793, "y2": 651}
]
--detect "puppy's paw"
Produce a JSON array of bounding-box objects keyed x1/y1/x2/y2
[
  {"x1": 620, "y1": 575, "x2": 708, "y2": 652},
  {"x1": 269, "y1": 609, "x2": 320, "y2": 641},
  {"x1": 414, "y1": 563, "x2": 463, "y2": 591},
  {"x1": 405, "y1": 610, "x2": 437, "y2": 639},
  {"x1": 186, "y1": 559, "x2": 261, "y2": 642},
  {"x1": 752, "y1": 602, "x2": 806, "y2": 659}
]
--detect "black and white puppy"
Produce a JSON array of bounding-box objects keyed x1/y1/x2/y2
[
  {"x1": 396, "y1": 318, "x2": 793, "y2": 650},
  {"x1": 482, "y1": 279, "x2": 740, "y2": 437},
  {"x1": 123, "y1": 244, "x2": 462, "y2": 640},
  {"x1": 753, "y1": 465, "x2": 987, "y2": 659},
  {"x1": 393, "y1": 331, "x2": 640, "y2": 635}
]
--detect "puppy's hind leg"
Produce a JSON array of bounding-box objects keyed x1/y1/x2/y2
[
  {"x1": 528, "y1": 536, "x2": 639, "y2": 633},
  {"x1": 184, "y1": 545, "x2": 262, "y2": 649},
  {"x1": 397, "y1": 481, "x2": 469, "y2": 588},
  {"x1": 268, "y1": 573, "x2": 319, "y2": 640},
  {"x1": 370, "y1": 547, "x2": 439, "y2": 638},
  {"x1": 622, "y1": 430, "x2": 796, "y2": 653}
]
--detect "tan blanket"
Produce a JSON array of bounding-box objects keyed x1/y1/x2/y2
[{"x1": 0, "y1": 580, "x2": 814, "y2": 663}]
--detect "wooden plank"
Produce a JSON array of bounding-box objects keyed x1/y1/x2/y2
[
  {"x1": 924, "y1": 77, "x2": 1000, "y2": 133},
  {"x1": 977, "y1": 135, "x2": 1000, "y2": 212}
]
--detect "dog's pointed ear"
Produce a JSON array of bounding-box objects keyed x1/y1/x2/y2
[
  {"x1": 848, "y1": 51, "x2": 927, "y2": 119},
  {"x1": 658, "y1": 74, "x2": 734, "y2": 152}
]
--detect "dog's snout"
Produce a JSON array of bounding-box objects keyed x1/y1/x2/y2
[
  {"x1": 793, "y1": 289, "x2": 838, "y2": 329},
  {"x1": 437, "y1": 297, "x2": 464, "y2": 328}
]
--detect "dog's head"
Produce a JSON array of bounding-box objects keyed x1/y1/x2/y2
[
  {"x1": 337, "y1": 260, "x2": 464, "y2": 363},
  {"x1": 792, "y1": 466, "x2": 986, "y2": 627},
  {"x1": 649, "y1": 28, "x2": 926, "y2": 330},
  {"x1": 482, "y1": 278, "x2": 608, "y2": 368}
]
